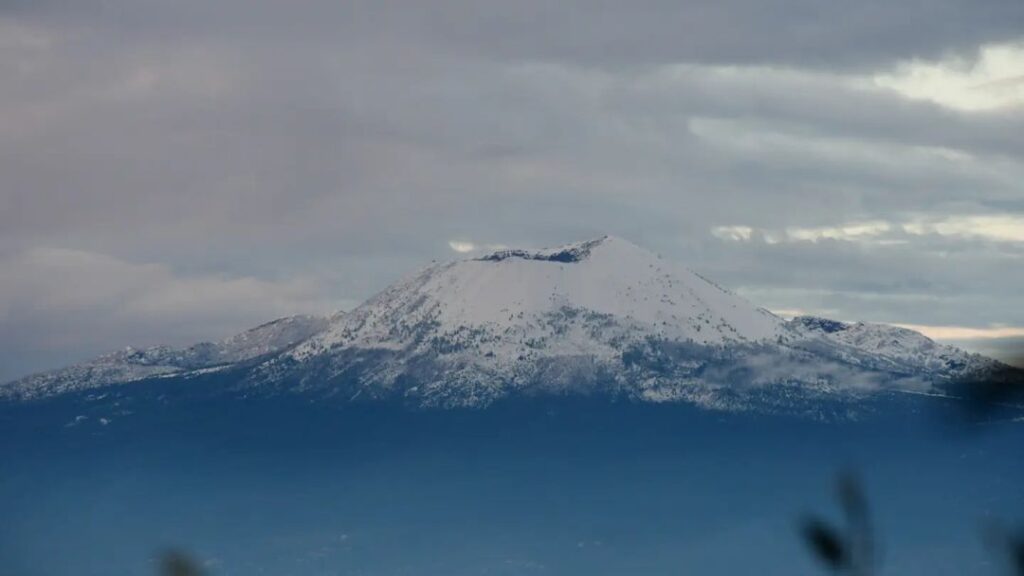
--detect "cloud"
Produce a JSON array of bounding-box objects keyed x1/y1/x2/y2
[
  {"x1": 944, "y1": 336, "x2": 1024, "y2": 366},
  {"x1": 871, "y1": 41, "x2": 1024, "y2": 111},
  {"x1": 769, "y1": 308, "x2": 841, "y2": 320},
  {"x1": 448, "y1": 241, "x2": 477, "y2": 253},
  {"x1": 714, "y1": 214, "x2": 1024, "y2": 246},
  {"x1": 711, "y1": 226, "x2": 754, "y2": 242},
  {"x1": 0, "y1": 247, "x2": 339, "y2": 319},
  {"x1": 903, "y1": 214, "x2": 1024, "y2": 243},
  {"x1": 785, "y1": 221, "x2": 894, "y2": 243},
  {"x1": 8, "y1": 0, "x2": 1024, "y2": 70},
  {"x1": 0, "y1": 248, "x2": 349, "y2": 381},
  {"x1": 687, "y1": 115, "x2": 1018, "y2": 194},
  {"x1": 0, "y1": 17, "x2": 53, "y2": 51},
  {"x1": 448, "y1": 240, "x2": 509, "y2": 254},
  {"x1": 893, "y1": 323, "x2": 1024, "y2": 340},
  {"x1": 711, "y1": 221, "x2": 900, "y2": 245}
]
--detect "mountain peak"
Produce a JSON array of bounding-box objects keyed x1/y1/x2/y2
[
  {"x1": 791, "y1": 315, "x2": 850, "y2": 334},
  {"x1": 475, "y1": 235, "x2": 634, "y2": 264},
  {"x1": 284, "y1": 234, "x2": 786, "y2": 371}
]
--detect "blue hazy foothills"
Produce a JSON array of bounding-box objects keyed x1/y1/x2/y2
[{"x1": 1, "y1": 375, "x2": 1022, "y2": 575}]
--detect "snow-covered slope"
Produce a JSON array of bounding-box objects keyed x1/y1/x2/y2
[
  {"x1": 2, "y1": 315, "x2": 328, "y2": 400},
  {"x1": 788, "y1": 316, "x2": 996, "y2": 377},
  {"x1": 245, "y1": 236, "x2": 995, "y2": 410},
  {"x1": 290, "y1": 236, "x2": 784, "y2": 359},
  {"x1": 247, "y1": 237, "x2": 790, "y2": 406}
]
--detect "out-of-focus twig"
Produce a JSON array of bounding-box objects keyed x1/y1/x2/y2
[
  {"x1": 983, "y1": 523, "x2": 1024, "y2": 576},
  {"x1": 158, "y1": 550, "x2": 204, "y2": 576},
  {"x1": 801, "y1": 472, "x2": 875, "y2": 576}
]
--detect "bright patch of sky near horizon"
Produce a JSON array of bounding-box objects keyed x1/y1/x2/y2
[{"x1": 1, "y1": 0, "x2": 1023, "y2": 379}]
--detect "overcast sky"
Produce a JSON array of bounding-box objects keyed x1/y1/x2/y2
[{"x1": 2, "y1": 0, "x2": 1024, "y2": 380}]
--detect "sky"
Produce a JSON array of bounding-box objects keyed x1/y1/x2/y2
[{"x1": 2, "y1": 0, "x2": 1024, "y2": 380}]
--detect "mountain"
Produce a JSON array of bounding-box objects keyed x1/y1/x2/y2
[
  {"x1": 0, "y1": 236, "x2": 999, "y2": 413},
  {"x1": 1, "y1": 315, "x2": 328, "y2": 400},
  {"x1": 788, "y1": 315, "x2": 990, "y2": 376}
]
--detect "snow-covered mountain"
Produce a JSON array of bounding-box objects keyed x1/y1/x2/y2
[
  {"x1": 1, "y1": 236, "x2": 1000, "y2": 412},
  {"x1": 788, "y1": 315, "x2": 991, "y2": 377},
  {"x1": 289, "y1": 236, "x2": 784, "y2": 358},
  {"x1": 245, "y1": 236, "x2": 996, "y2": 410},
  {"x1": 2, "y1": 315, "x2": 328, "y2": 400}
]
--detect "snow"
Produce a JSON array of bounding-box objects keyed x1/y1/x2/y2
[
  {"x1": 290, "y1": 236, "x2": 786, "y2": 361},
  {"x1": 1, "y1": 314, "x2": 328, "y2": 399},
  {"x1": 788, "y1": 315, "x2": 994, "y2": 377},
  {"x1": 256, "y1": 236, "x2": 995, "y2": 409}
]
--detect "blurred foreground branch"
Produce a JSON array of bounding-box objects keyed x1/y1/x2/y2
[
  {"x1": 802, "y1": 473, "x2": 1024, "y2": 576},
  {"x1": 158, "y1": 550, "x2": 204, "y2": 576}
]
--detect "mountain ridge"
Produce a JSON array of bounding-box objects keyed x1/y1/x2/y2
[{"x1": 1, "y1": 314, "x2": 328, "y2": 400}]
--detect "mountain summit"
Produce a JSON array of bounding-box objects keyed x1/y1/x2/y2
[
  {"x1": 290, "y1": 235, "x2": 784, "y2": 359},
  {"x1": 2, "y1": 236, "x2": 997, "y2": 414}
]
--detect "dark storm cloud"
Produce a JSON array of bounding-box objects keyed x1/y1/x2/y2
[{"x1": 1, "y1": 0, "x2": 1023, "y2": 379}]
